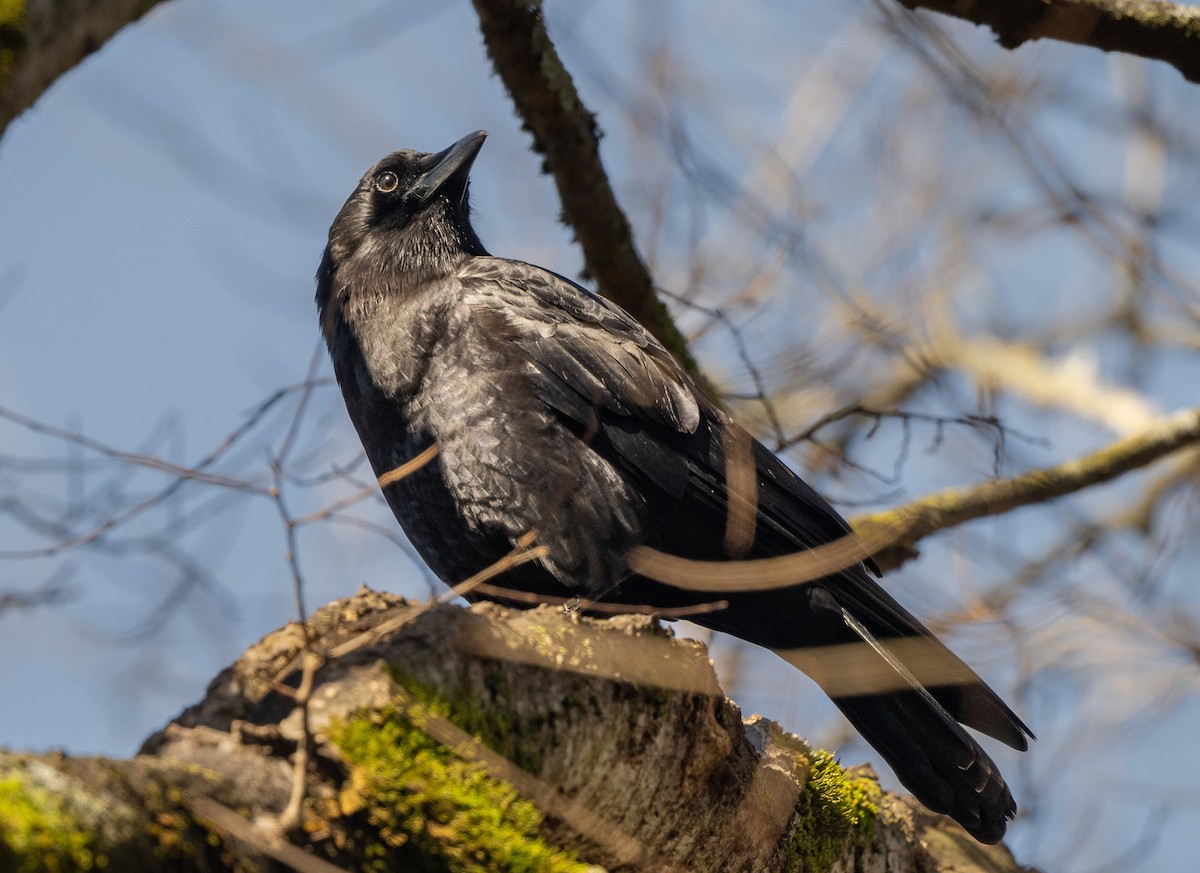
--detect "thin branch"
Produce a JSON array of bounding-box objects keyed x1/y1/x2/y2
[
  {"x1": 0, "y1": 567, "x2": 73, "y2": 614},
  {"x1": 628, "y1": 520, "x2": 897, "y2": 592},
  {"x1": 276, "y1": 650, "x2": 320, "y2": 833},
  {"x1": 327, "y1": 540, "x2": 550, "y2": 662},
  {"x1": 856, "y1": 404, "x2": 1200, "y2": 570},
  {"x1": 896, "y1": 0, "x2": 1200, "y2": 84},
  {"x1": 0, "y1": 405, "x2": 268, "y2": 493},
  {"x1": 191, "y1": 797, "x2": 349, "y2": 873},
  {"x1": 470, "y1": 581, "x2": 730, "y2": 618},
  {"x1": 290, "y1": 443, "x2": 440, "y2": 526}
]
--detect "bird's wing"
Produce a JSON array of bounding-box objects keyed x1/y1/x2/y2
[
  {"x1": 457, "y1": 258, "x2": 701, "y2": 434},
  {"x1": 458, "y1": 257, "x2": 1032, "y2": 786},
  {"x1": 457, "y1": 256, "x2": 881, "y2": 566}
]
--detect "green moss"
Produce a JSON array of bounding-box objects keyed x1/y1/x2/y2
[
  {"x1": 387, "y1": 665, "x2": 547, "y2": 774},
  {"x1": 330, "y1": 703, "x2": 588, "y2": 873},
  {"x1": 0, "y1": 773, "x2": 101, "y2": 873},
  {"x1": 0, "y1": 0, "x2": 23, "y2": 32},
  {"x1": 788, "y1": 751, "x2": 879, "y2": 873},
  {"x1": 0, "y1": 0, "x2": 25, "y2": 85}
]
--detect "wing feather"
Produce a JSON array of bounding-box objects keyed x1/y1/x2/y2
[
  {"x1": 459, "y1": 258, "x2": 700, "y2": 433},
  {"x1": 456, "y1": 256, "x2": 1031, "y2": 750}
]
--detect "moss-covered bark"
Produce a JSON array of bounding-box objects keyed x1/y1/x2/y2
[{"x1": 1, "y1": 589, "x2": 1026, "y2": 872}]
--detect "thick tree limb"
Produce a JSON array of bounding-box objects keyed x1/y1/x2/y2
[
  {"x1": 471, "y1": 0, "x2": 710, "y2": 391},
  {"x1": 897, "y1": 0, "x2": 1200, "y2": 83},
  {"x1": 0, "y1": 0, "x2": 168, "y2": 138},
  {"x1": 854, "y1": 405, "x2": 1200, "y2": 570},
  {"x1": 0, "y1": 588, "x2": 1023, "y2": 872}
]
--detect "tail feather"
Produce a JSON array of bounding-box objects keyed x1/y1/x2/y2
[
  {"x1": 831, "y1": 690, "x2": 1015, "y2": 843},
  {"x1": 929, "y1": 682, "x2": 1033, "y2": 751},
  {"x1": 774, "y1": 587, "x2": 1025, "y2": 844}
]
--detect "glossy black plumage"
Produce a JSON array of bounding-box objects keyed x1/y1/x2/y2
[{"x1": 316, "y1": 131, "x2": 1033, "y2": 843}]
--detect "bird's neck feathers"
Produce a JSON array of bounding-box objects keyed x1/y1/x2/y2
[
  {"x1": 339, "y1": 206, "x2": 484, "y2": 290},
  {"x1": 318, "y1": 205, "x2": 486, "y2": 343},
  {"x1": 387, "y1": 206, "x2": 488, "y2": 283}
]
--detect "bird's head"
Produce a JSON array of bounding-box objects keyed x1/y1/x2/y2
[{"x1": 321, "y1": 130, "x2": 489, "y2": 292}]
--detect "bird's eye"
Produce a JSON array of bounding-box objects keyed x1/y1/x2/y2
[{"x1": 375, "y1": 171, "x2": 400, "y2": 193}]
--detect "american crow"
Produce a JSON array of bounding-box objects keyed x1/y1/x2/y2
[{"x1": 316, "y1": 130, "x2": 1033, "y2": 844}]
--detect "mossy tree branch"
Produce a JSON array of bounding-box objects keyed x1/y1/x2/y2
[
  {"x1": 896, "y1": 0, "x2": 1200, "y2": 83},
  {"x1": 853, "y1": 406, "x2": 1200, "y2": 570},
  {"x1": 0, "y1": 589, "x2": 1024, "y2": 872}
]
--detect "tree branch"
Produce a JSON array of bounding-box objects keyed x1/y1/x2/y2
[
  {"x1": 0, "y1": 589, "x2": 1024, "y2": 872},
  {"x1": 470, "y1": 0, "x2": 711, "y2": 390},
  {"x1": 0, "y1": 0, "x2": 169, "y2": 138},
  {"x1": 897, "y1": 0, "x2": 1200, "y2": 83},
  {"x1": 854, "y1": 405, "x2": 1200, "y2": 570}
]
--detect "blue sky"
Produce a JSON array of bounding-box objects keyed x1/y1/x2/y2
[{"x1": 2, "y1": 1, "x2": 1199, "y2": 869}]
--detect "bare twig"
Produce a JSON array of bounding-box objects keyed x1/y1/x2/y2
[
  {"x1": 277, "y1": 650, "x2": 321, "y2": 833},
  {"x1": 722, "y1": 424, "x2": 760, "y2": 557},
  {"x1": 0, "y1": 405, "x2": 267, "y2": 493},
  {"x1": 191, "y1": 796, "x2": 349, "y2": 873},
  {"x1": 290, "y1": 443, "x2": 441, "y2": 526},
  {"x1": 265, "y1": 346, "x2": 325, "y2": 834},
  {"x1": 628, "y1": 519, "x2": 902, "y2": 592},
  {"x1": 471, "y1": 580, "x2": 730, "y2": 618},
  {"x1": 328, "y1": 540, "x2": 550, "y2": 661}
]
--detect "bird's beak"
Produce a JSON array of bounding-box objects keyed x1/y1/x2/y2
[{"x1": 407, "y1": 130, "x2": 488, "y2": 205}]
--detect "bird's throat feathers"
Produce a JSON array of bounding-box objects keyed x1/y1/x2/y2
[{"x1": 318, "y1": 200, "x2": 485, "y2": 343}]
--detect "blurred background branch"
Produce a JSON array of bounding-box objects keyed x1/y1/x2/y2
[{"x1": 897, "y1": 0, "x2": 1200, "y2": 83}]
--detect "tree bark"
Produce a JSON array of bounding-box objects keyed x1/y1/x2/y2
[
  {"x1": 1, "y1": 587, "x2": 1024, "y2": 872},
  {"x1": 0, "y1": 0, "x2": 169, "y2": 138},
  {"x1": 898, "y1": 0, "x2": 1200, "y2": 83}
]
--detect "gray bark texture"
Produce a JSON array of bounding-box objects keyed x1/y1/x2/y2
[
  {"x1": 0, "y1": 587, "x2": 1027, "y2": 873},
  {"x1": 0, "y1": 0, "x2": 169, "y2": 138}
]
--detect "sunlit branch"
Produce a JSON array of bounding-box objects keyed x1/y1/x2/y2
[
  {"x1": 470, "y1": 581, "x2": 730, "y2": 619},
  {"x1": 291, "y1": 442, "x2": 441, "y2": 526},
  {"x1": 328, "y1": 539, "x2": 549, "y2": 662},
  {"x1": 629, "y1": 406, "x2": 1200, "y2": 588},
  {"x1": 896, "y1": 0, "x2": 1200, "y2": 84},
  {"x1": 722, "y1": 423, "x2": 759, "y2": 558},
  {"x1": 857, "y1": 405, "x2": 1200, "y2": 570}
]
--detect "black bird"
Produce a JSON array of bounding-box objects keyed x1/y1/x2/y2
[{"x1": 316, "y1": 130, "x2": 1033, "y2": 844}]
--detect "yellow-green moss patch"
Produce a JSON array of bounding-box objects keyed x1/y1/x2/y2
[
  {"x1": 0, "y1": 771, "x2": 102, "y2": 873},
  {"x1": 330, "y1": 702, "x2": 589, "y2": 873},
  {"x1": 789, "y1": 750, "x2": 880, "y2": 873},
  {"x1": 0, "y1": 0, "x2": 26, "y2": 85},
  {"x1": 388, "y1": 664, "x2": 548, "y2": 774}
]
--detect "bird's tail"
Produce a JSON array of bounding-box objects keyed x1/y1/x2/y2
[
  {"x1": 775, "y1": 594, "x2": 1027, "y2": 844},
  {"x1": 826, "y1": 688, "x2": 1014, "y2": 843}
]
